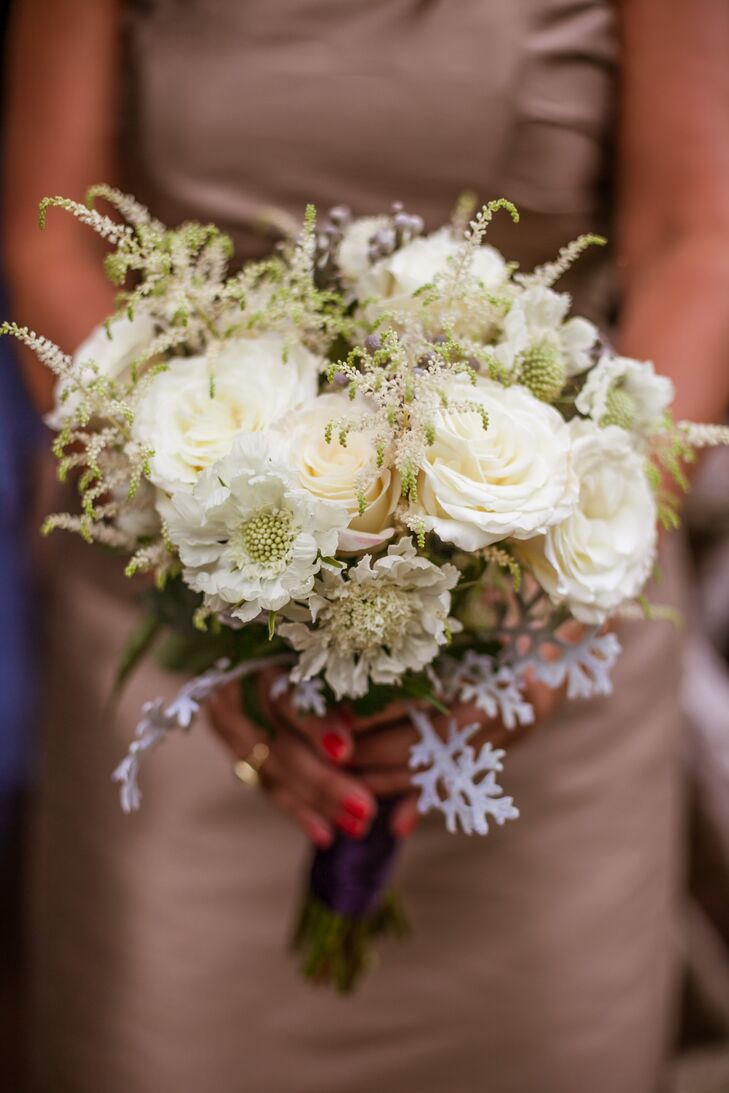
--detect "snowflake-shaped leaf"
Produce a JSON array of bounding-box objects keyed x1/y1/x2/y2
[{"x1": 408, "y1": 708, "x2": 519, "y2": 835}]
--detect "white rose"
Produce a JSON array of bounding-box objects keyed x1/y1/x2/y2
[
  {"x1": 516, "y1": 419, "x2": 658, "y2": 624},
  {"x1": 356, "y1": 227, "x2": 506, "y2": 322},
  {"x1": 133, "y1": 333, "x2": 320, "y2": 491},
  {"x1": 336, "y1": 216, "x2": 389, "y2": 286},
  {"x1": 493, "y1": 285, "x2": 597, "y2": 378},
  {"x1": 47, "y1": 311, "x2": 156, "y2": 429},
  {"x1": 417, "y1": 378, "x2": 577, "y2": 550},
  {"x1": 280, "y1": 392, "x2": 399, "y2": 551},
  {"x1": 575, "y1": 353, "x2": 674, "y2": 436}
]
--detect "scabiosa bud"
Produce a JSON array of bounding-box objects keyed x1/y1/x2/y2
[
  {"x1": 600, "y1": 384, "x2": 636, "y2": 430},
  {"x1": 364, "y1": 334, "x2": 382, "y2": 353},
  {"x1": 518, "y1": 340, "x2": 566, "y2": 403}
]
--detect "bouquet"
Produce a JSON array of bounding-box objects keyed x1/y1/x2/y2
[{"x1": 5, "y1": 187, "x2": 727, "y2": 991}]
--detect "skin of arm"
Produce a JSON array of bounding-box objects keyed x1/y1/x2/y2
[
  {"x1": 3, "y1": 0, "x2": 121, "y2": 413},
  {"x1": 617, "y1": 0, "x2": 729, "y2": 422}
]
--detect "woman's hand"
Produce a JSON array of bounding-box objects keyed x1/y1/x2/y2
[
  {"x1": 227, "y1": 667, "x2": 564, "y2": 845},
  {"x1": 206, "y1": 668, "x2": 375, "y2": 849},
  {"x1": 346, "y1": 674, "x2": 561, "y2": 837}
]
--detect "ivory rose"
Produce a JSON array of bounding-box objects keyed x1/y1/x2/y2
[
  {"x1": 281, "y1": 392, "x2": 399, "y2": 551},
  {"x1": 417, "y1": 378, "x2": 577, "y2": 549},
  {"x1": 133, "y1": 333, "x2": 320, "y2": 491},
  {"x1": 516, "y1": 419, "x2": 658, "y2": 624}
]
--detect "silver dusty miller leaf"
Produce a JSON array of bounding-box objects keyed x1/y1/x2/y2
[
  {"x1": 449, "y1": 651, "x2": 536, "y2": 729},
  {"x1": 408, "y1": 708, "x2": 519, "y2": 836},
  {"x1": 270, "y1": 674, "x2": 328, "y2": 717},
  {"x1": 113, "y1": 653, "x2": 292, "y2": 812}
]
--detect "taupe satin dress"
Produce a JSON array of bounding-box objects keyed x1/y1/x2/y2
[{"x1": 31, "y1": 3, "x2": 687, "y2": 1091}]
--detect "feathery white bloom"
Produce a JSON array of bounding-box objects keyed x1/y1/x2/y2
[
  {"x1": 279, "y1": 538, "x2": 461, "y2": 700},
  {"x1": 417, "y1": 378, "x2": 578, "y2": 550},
  {"x1": 516, "y1": 419, "x2": 657, "y2": 624},
  {"x1": 133, "y1": 333, "x2": 320, "y2": 491},
  {"x1": 575, "y1": 353, "x2": 674, "y2": 435},
  {"x1": 47, "y1": 312, "x2": 156, "y2": 429},
  {"x1": 113, "y1": 478, "x2": 161, "y2": 541},
  {"x1": 356, "y1": 228, "x2": 506, "y2": 322},
  {"x1": 161, "y1": 433, "x2": 348, "y2": 623},
  {"x1": 493, "y1": 285, "x2": 597, "y2": 379},
  {"x1": 278, "y1": 392, "x2": 399, "y2": 552}
]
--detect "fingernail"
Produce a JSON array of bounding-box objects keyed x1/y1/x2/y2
[
  {"x1": 321, "y1": 731, "x2": 349, "y2": 763},
  {"x1": 337, "y1": 813, "x2": 367, "y2": 838},
  {"x1": 342, "y1": 794, "x2": 372, "y2": 820}
]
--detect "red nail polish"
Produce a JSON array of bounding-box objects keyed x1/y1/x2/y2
[
  {"x1": 321, "y1": 732, "x2": 348, "y2": 762},
  {"x1": 337, "y1": 813, "x2": 366, "y2": 838},
  {"x1": 342, "y1": 794, "x2": 371, "y2": 821}
]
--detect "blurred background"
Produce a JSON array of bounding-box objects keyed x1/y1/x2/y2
[{"x1": 1, "y1": 3, "x2": 728, "y2": 1091}]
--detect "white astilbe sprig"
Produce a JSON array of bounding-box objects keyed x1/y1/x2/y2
[
  {"x1": 408, "y1": 708, "x2": 519, "y2": 835},
  {"x1": 0, "y1": 190, "x2": 352, "y2": 583},
  {"x1": 515, "y1": 233, "x2": 606, "y2": 289},
  {"x1": 112, "y1": 654, "x2": 293, "y2": 812},
  {"x1": 433, "y1": 198, "x2": 519, "y2": 308},
  {"x1": 84, "y1": 184, "x2": 166, "y2": 234},
  {"x1": 677, "y1": 421, "x2": 729, "y2": 448},
  {"x1": 38, "y1": 194, "x2": 134, "y2": 245},
  {"x1": 327, "y1": 328, "x2": 489, "y2": 506}
]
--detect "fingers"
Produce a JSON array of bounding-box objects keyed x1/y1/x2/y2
[
  {"x1": 348, "y1": 722, "x2": 419, "y2": 769},
  {"x1": 268, "y1": 729, "x2": 376, "y2": 835},
  {"x1": 348, "y1": 699, "x2": 430, "y2": 733},
  {"x1": 208, "y1": 680, "x2": 376, "y2": 842},
  {"x1": 259, "y1": 668, "x2": 354, "y2": 764},
  {"x1": 359, "y1": 767, "x2": 414, "y2": 798},
  {"x1": 208, "y1": 682, "x2": 260, "y2": 757},
  {"x1": 266, "y1": 784, "x2": 334, "y2": 849},
  {"x1": 390, "y1": 794, "x2": 420, "y2": 838}
]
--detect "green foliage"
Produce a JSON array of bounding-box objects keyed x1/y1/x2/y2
[
  {"x1": 351, "y1": 673, "x2": 448, "y2": 717},
  {"x1": 115, "y1": 613, "x2": 162, "y2": 693}
]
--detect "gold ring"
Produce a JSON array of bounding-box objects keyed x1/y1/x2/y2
[{"x1": 233, "y1": 742, "x2": 270, "y2": 790}]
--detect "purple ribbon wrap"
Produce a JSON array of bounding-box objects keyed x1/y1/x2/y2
[{"x1": 309, "y1": 796, "x2": 402, "y2": 917}]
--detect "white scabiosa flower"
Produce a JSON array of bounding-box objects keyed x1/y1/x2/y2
[
  {"x1": 493, "y1": 286, "x2": 597, "y2": 391},
  {"x1": 133, "y1": 333, "x2": 320, "y2": 491},
  {"x1": 516, "y1": 419, "x2": 658, "y2": 624},
  {"x1": 356, "y1": 228, "x2": 506, "y2": 323},
  {"x1": 417, "y1": 378, "x2": 578, "y2": 550},
  {"x1": 279, "y1": 392, "x2": 399, "y2": 551},
  {"x1": 575, "y1": 353, "x2": 674, "y2": 436},
  {"x1": 47, "y1": 311, "x2": 156, "y2": 429},
  {"x1": 160, "y1": 433, "x2": 348, "y2": 623},
  {"x1": 279, "y1": 538, "x2": 461, "y2": 700}
]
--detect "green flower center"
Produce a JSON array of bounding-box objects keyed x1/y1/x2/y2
[
  {"x1": 518, "y1": 339, "x2": 567, "y2": 403},
  {"x1": 233, "y1": 509, "x2": 295, "y2": 569},
  {"x1": 600, "y1": 384, "x2": 635, "y2": 430},
  {"x1": 328, "y1": 583, "x2": 414, "y2": 654}
]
